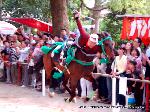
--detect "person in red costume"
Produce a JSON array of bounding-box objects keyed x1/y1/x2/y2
[{"x1": 73, "y1": 10, "x2": 101, "y2": 55}]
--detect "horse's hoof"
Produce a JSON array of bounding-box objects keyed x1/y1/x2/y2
[
  {"x1": 64, "y1": 98, "x2": 70, "y2": 103},
  {"x1": 64, "y1": 98, "x2": 76, "y2": 103},
  {"x1": 48, "y1": 92, "x2": 55, "y2": 97},
  {"x1": 83, "y1": 97, "x2": 90, "y2": 103},
  {"x1": 72, "y1": 97, "x2": 77, "y2": 103}
]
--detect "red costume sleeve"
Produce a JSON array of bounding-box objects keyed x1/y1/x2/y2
[{"x1": 76, "y1": 19, "x2": 90, "y2": 47}]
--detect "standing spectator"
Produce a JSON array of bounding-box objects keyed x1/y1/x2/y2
[
  {"x1": 18, "y1": 41, "x2": 30, "y2": 87},
  {"x1": 130, "y1": 48, "x2": 142, "y2": 72},
  {"x1": 124, "y1": 60, "x2": 136, "y2": 94},
  {"x1": 132, "y1": 68, "x2": 144, "y2": 106},
  {"x1": 1, "y1": 41, "x2": 10, "y2": 83},
  {"x1": 111, "y1": 46, "x2": 127, "y2": 104},
  {"x1": 93, "y1": 52, "x2": 108, "y2": 103},
  {"x1": 142, "y1": 43, "x2": 150, "y2": 81},
  {"x1": 125, "y1": 42, "x2": 133, "y2": 60},
  {"x1": 32, "y1": 43, "x2": 43, "y2": 88},
  {"x1": 80, "y1": 77, "x2": 94, "y2": 102},
  {"x1": 0, "y1": 36, "x2": 4, "y2": 52},
  {"x1": 133, "y1": 38, "x2": 142, "y2": 59},
  {"x1": 53, "y1": 35, "x2": 61, "y2": 42},
  {"x1": 111, "y1": 46, "x2": 127, "y2": 76},
  {"x1": 60, "y1": 29, "x2": 68, "y2": 41},
  {"x1": 9, "y1": 40, "x2": 19, "y2": 84}
]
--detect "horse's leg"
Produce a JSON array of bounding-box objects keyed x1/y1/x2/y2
[
  {"x1": 62, "y1": 74, "x2": 71, "y2": 94},
  {"x1": 65, "y1": 77, "x2": 78, "y2": 103}
]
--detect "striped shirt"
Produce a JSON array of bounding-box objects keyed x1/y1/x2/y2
[{"x1": 9, "y1": 48, "x2": 18, "y2": 62}]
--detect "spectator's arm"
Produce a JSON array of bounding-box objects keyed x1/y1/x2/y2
[
  {"x1": 140, "y1": 73, "x2": 144, "y2": 89},
  {"x1": 37, "y1": 31, "x2": 42, "y2": 38},
  {"x1": 20, "y1": 26, "x2": 29, "y2": 39},
  {"x1": 146, "y1": 58, "x2": 150, "y2": 66}
]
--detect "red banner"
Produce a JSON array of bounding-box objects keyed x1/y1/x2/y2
[{"x1": 121, "y1": 17, "x2": 150, "y2": 45}]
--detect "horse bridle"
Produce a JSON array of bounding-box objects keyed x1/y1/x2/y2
[
  {"x1": 98, "y1": 36, "x2": 113, "y2": 58},
  {"x1": 76, "y1": 36, "x2": 113, "y2": 58}
]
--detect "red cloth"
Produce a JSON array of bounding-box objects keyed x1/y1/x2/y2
[
  {"x1": 76, "y1": 19, "x2": 100, "y2": 54},
  {"x1": 121, "y1": 17, "x2": 150, "y2": 45}
]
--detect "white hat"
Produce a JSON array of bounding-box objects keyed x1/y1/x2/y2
[{"x1": 89, "y1": 34, "x2": 99, "y2": 44}]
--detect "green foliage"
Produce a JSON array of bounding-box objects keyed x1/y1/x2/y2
[
  {"x1": 101, "y1": 0, "x2": 150, "y2": 43},
  {"x1": 3, "y1": 0, "x2": 50, "y2": 21},
  {"x1": 67, "y1": 0, "x2": 91, "y2": 31},
  {"x1": 108, "y1": 0, "x2": 150, "y2": 14},
  {"x1": 100, "y1": 11, "x2": 124, "y2": 43}
]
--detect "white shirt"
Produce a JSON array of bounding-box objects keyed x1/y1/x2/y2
[
  {"x1": 18, "y1": 47, "x2": 30, "y2": 62},
  {"x1": 146, "y1": 46, "x2": 150, "y2": 57},
  {"x1": 111, "y1": 55, "x2": 127, "y2": 74}
]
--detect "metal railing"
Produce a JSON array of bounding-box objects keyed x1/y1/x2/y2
[{"x1": 92, "y1": 73, "x2": 150, "y2": 112}]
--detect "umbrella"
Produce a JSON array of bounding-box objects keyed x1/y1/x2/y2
[
  {"x1": 0, "y1": 21, "x2": 17, "y2": 35},
  {"x1": 9, "y1": 18, "x2": 52, "y2": 33}
]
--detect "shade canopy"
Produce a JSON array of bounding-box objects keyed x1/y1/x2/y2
[
  {"x1": 9, "y1": 18, "x2": 52, "y2": 33},
  {"x1": 0, "y1": 21, "x2": 17, "y2": 35}
]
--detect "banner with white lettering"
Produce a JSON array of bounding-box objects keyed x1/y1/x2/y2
[{"x1": 121, "y1": 17, "x2": 150, "y2": 45}]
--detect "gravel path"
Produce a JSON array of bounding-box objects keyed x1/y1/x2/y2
[{"x1": 0, "y1": 82, "x2": 138, "y2": 112}]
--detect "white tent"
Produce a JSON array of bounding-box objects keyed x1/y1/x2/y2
[{"x1": 0, "y1": 21, "x2": 17, "y2": 35}]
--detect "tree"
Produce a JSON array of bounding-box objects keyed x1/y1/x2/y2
[
  {"x1": 100, "y1": 10, "x2": 125, "y2": 43},
  {"x1": 108, "y1": 0, "x2": 150, "y2": 15},
  {"x1": 50, "y1": 0, "x2": 69, "y2": 35},
  {"x1": 3, "y1": 0, "x2": 50, "y2": 20},
  {"x1": 100, "y1": 0, "x2": 150, "y2": 43},
  {"x1": 81, "y1": 0, "x2": 108, "y2": 33}
]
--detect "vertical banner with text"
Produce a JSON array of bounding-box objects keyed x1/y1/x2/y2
[{"x1": 121, "y1": 17, "x2": 150, "y2": 45}]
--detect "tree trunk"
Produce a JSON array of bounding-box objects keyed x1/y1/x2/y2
[
  {"x1": 92, "y1": 0, "x2": 102, "y2": 33},
  {"x1": 50, "y1": 0, "x2": 69, "y2": 36}
]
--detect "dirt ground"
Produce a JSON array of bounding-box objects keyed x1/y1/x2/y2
[{"x1": 0, "y1": 82, "x2": 140, "y2": 112}]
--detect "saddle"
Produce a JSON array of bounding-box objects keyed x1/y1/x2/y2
[{"x1": 41, "y1": 40, "x2": 75, "y2": 65}]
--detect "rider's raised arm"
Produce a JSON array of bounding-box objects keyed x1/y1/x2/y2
[
  {"x1": 73, "y1": 11, "x2": 89, "y2": 38},
  {"x1": 76, "y1": 18, "x2": 87, "y2": 37}
]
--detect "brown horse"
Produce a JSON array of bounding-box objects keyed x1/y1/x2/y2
[{"x1": 43, "y1": 33, "x2": 114, "y2": 102}]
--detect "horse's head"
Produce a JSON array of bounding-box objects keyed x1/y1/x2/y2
[{"x1": 97, "y1": 31, "x2": 115, "y2": 60}]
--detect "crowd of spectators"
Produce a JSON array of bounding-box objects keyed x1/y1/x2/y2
[{"x1": 0, "y1": 26, "x2": 149, "y2": 108}]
